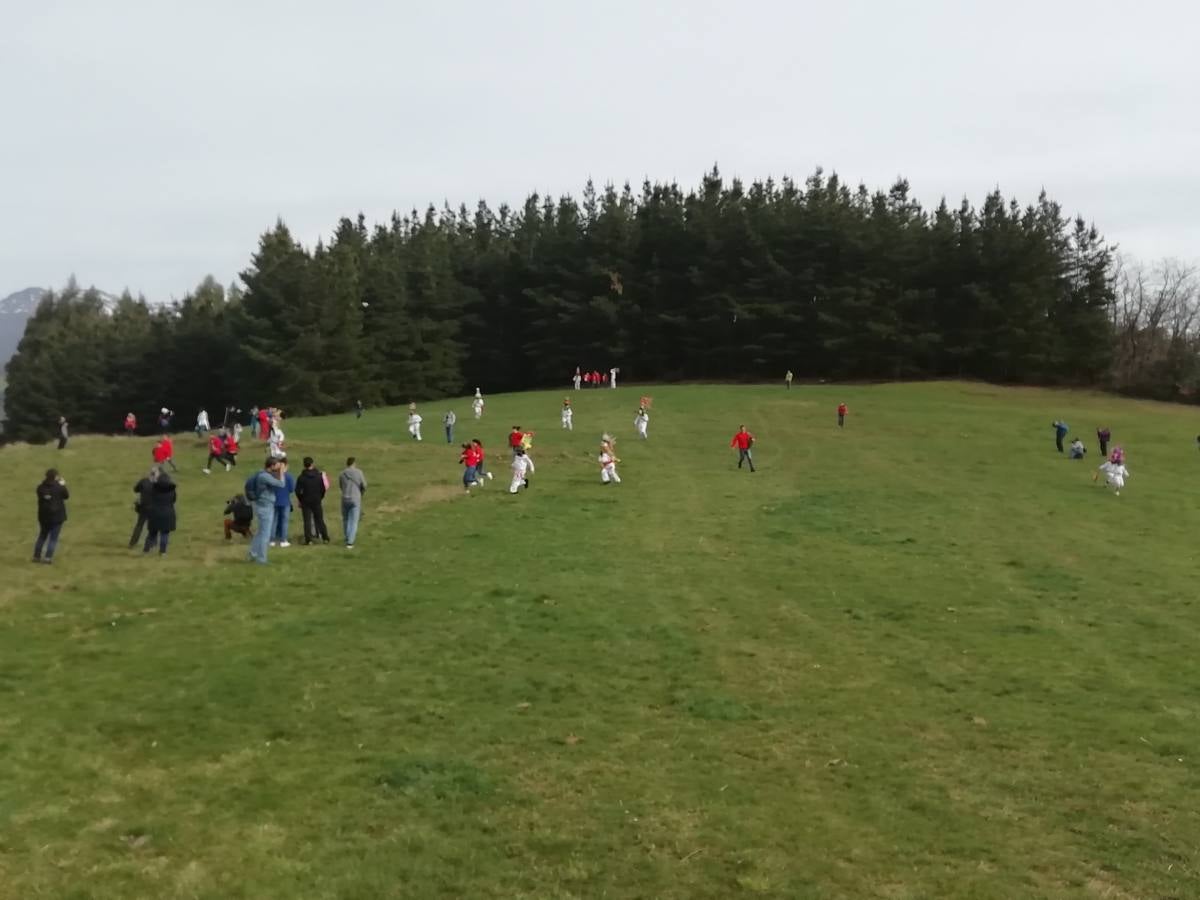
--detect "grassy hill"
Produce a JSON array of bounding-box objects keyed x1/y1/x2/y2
[{"x1": 1, "y1": 382, "x2": 1198, "y2": 899}]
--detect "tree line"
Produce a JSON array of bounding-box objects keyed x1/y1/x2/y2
[{"x1": 6, "y1": 165, "x2": 1175, "y2": 442}]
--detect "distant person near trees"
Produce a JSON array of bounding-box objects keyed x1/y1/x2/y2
[
  {"x1": 785, "y1": 370, "x2": 794, "y2": 390},
  {"x1": 258, "y1": 407, "x2": 272, "y2": 441},
  {"x1": 195, "y1": 408, "x2": 210, "y2": 437},
  {"x1": 249, "y1": 405, "x2": 260, "y2": 438},
  {"x1": 355, "y1": 400, "x2": 364, "y2": 420},
  {"x1": 33, "y1": 468, "x2": 69, "y2": 564},
  {"x1": 837, "y1": 403, "x2": 848, "y2": 428},
  {"x1": 245, "y1": 457, "x2": 287, "y2": 564},
  {"x1": 223, "y1": 493, "x2": 254, "y2": 541},
  {"x1": 1097, "y1": 426, "x2": 1111, "y2": 457},
  {"x1": 142, "y1": 471, "x2": 177, "y2": 555},
  {"x1": 57, "y1": 417, "x2": 69, "y2": 450},
  {"x1": 573, "y1": 368, "x2": 582, "y2": 391},
  {"x1": 472, "y1": 389, "x2": 484, "y2": 419},
  {"x1": 124, "y1": 412, "x2": 137, "y2": 436},
  {"x1": 443, "y1": 410, "x2": 456, "y2": 444},
  {"x1": 129, "y1": 466, "x2": 158, "y2": 548},
  {"x1": 731, "y1": 425, "x2": 756, "y2": 472},
  {"x1": 295, "y1": 456, "x2": 331, "y2": 545},
  {"x1": 339, "y1": 457, "x2": 367, "y2": 549},
  {"x1": 1052, "y1": 420, "x2": 1069, "y2": 453},
  {"x1": 158, "y1": 408, "x2": 174, "y2": 433},
  {"x1": 407, "y1": 406, "x2": 423, "y2": 441}
]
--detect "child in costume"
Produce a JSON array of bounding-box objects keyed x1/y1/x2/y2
[
  {"x1": 634, "y1": 407, "x2": 649, "y2": 440},
  {"x1": 1094, "y1": 447, "x2": 1130, "y2": 495},
  {"x1": 561, "y1": 398, "x2": 573, "y2": 431},
  {"x1": 509, "y1": 446, "x2": 535, "y2": 493},
  {"x1": 599, "y1": 439, "x2": 621, "y2": 484}
]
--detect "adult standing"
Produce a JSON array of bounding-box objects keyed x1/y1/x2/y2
[
  {"x1": 730, "y1": 425, "x2": 756, "y2": 472},
  {"x1": 246, "y1": 458, "x2": 287, "y2": 564},
  {"x1": 785, "y1": 370, "x2": 794, "y2": 390},
  {"x1": 258, "y1": 407, "x2": 272, "y2": 442},
  {"x1": 249, "y1": 405, "x2": 260, "y2": 438},
  {"x1": 124, "y1": 412, "x2": 138, "y2": 436},
  {"x1": 1097, "y1": 426, "x2": 1111, "y2": 458},
  {"x1": 573, "y1": 368, "x2": 582, "y2": 391},
  {"x1": 837, "y1": 403, "x2": 848, "y2": 428},
  {"x1": 57, "y1": 417, "x2": 69, "y2": 450},
  {"x1": 195, "y1": 408, "x2": 210, "y2": 437},
  {"x1": 142, "y1": 471, "x2": 177, "y2": 555},
  {"x1": 272, "y1": 462, "x2": 296, "y2": 548},
  {"x1": 338, "y1": 457, "x2": 368, "y2": 549},
  {"x1": 355, "y1": 400, "x2": 364, "y2": 420},
  {"x1": 129, "y1": 467, "x2": 158, "y2": 548},
  {"x1": 33, "y1": 468, "x2": 69, "y2": 564},
  {"x1": 295, "y1": 456, "x2": 330, "y2": 545},
  {"x1": 443, "y1": 410, "x2": 456, "y2": 444},
  {"x1": 1052, "y1": 420, "x2": 1069, "y2": 454},
  {"x1": 158, "y1": 408, "x2": 174, "y2": 433},
  {"x1": 610, "y1": 367, "x2": 619, "y2": 389}
]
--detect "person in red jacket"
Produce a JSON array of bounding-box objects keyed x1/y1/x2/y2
[
  {"x1": 730, "y1": 425, "x2": 756, "y2": 472},
  {"x1": 152, "y1": 437, "x2": 178, "y2": 472},
  {"x1": 837, "y1": 402, "x2": 848, "y2": 428},
  {"x1": 123, "y1": 412, "x2": 137, "y2": 436},
  {"x1": 258, "y1": 407, "x2": 271, "y2": 440},
  {"x1": 471, "y1": 439, "x2": 492, "y2": 482},
  {"x1": 204, "y1": 431, "x2": 227, "y2": 474},
  {"x1": 460, "y1": 443, "x2": 480, "y2": 493},
  {"x1": 508, "y1": 425, "x2": 524, "y2": 458},
  {"x1": 223, "y1": 431, "x2": 239, "y2": 468}
]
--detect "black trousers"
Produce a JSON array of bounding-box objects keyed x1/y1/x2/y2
[
  {"x1": 302, "y1": 504, "x2": 329, "y2": 543},
  {"x1": 129, "y1": 511, "x2": 148, "y2": 546},
  {"x1": 1099, "y1": 440, "x2": 1108, "y2": 457},
  {"x1": 1056, "y1": 435, "x2": 1064, "y2": 452}
]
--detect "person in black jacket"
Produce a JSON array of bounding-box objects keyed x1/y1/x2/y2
[
  {"x1": 33, "y1": 469, "x2": 69, "y2": 564},
  {"x1": 129, "y1": 466, "x2": 159, "y2": 548},
  {"x1": 294, "y1": 456, "x2": 330, "y2": 545},
  {"x1": 223, "y1": 494, "x2": 253, "y2": 540},
  {"x1": 143, "y1": 472, "x2": 177, "y2": 555}
]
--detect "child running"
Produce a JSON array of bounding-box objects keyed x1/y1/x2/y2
[
  {"x1": 509, "y1": 446, "x2": 535, "y2": 494},
  {"x1": 634, "y1": 406, "x2": 649, "y2": 440},
  {"x1": 460, "y1": 443, "x2": 481, "y2": 493},
  {"x1": 1093, "y1": 448, "x2": 1130, "y2": 496},
  {"x1": 407, "y1": 408, "x2": 423, "y2": 441},
  {"x1": 599, "y1": 439, "x2": 621, "y2": 485},
  {"x1": 471, "y1": 439, "x2": 493, "y2": 483}
]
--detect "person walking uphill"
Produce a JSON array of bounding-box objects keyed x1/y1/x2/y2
[
  {"x1": 295, "y1": 457, "x2": 330, "y2": 545},
  {"x1": 245, "y1": 458, "x2": 287, "y2": 564},
  {"x1": 731, "y1": 425, "x2": 756, "y2": 472},
  {"x1": 1052, "y1": 420, "x2": 1069, "y2": 454},
  {"x1": 142, "y1": 472, "x2": 177, "y2": 555},
  {"x1": 338, "y1": 457, "x2": 368, "y2": 549},
  {"x1": 33, "y1": 469, "x2": 69, "y2": 564}
]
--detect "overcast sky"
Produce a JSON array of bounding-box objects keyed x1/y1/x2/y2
[{"x1": 2, "y1": 0, "x2": 1197, "y2": 301}]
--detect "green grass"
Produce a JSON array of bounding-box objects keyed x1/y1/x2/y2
[{"x1": 1, "y1": 382, "x2": 1198, "y2": 899}]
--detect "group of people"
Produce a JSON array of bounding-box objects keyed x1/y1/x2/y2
[
  {"x1": 1053, "y1": 421, "x2": 1132, "y2": 495},
  {"x1": 572, "y1": 367, "x2": 618, "y2": 390}
]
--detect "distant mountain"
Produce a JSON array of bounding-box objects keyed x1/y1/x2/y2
[
  {"x1": 0, "y1": 287, "x2": 47, "y2": 381},
  {"x1": 0, "y1": 286, "x2": 121, "y2": 381}
]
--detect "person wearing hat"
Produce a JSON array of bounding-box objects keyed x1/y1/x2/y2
[
  {"x1": 158, "y1": 408, "x2": 174, "y2": 433},
  {"x1": 294, "y1": 456, "x2": 330, "y2": 545}
]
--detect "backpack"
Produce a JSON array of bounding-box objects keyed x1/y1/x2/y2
[{"x1": 244, "y1": 474, "x2": 260, "y2": 502}]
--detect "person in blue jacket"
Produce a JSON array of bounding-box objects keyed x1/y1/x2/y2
[
  {"x1": 272, "y1": 458, "x2": 296, "y2": 548},
  {"x1": 246, "y1": 458, "x2": 287, "y2": 564},
  {"x1": 1052, "y1": 420, "x2": 1069, "y2": 453}
]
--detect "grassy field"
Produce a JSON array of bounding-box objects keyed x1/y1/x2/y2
[{"x1": 1, "y1": 382, "x2": 1198, "y2": 899}]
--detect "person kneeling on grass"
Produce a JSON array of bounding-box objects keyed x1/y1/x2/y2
[
  {"x1": 224, "y1": 493, "x2": 254, "y2": 540},
  {"x1": 1068, "y1": 438, "x2": 1087, "y2": 460}
]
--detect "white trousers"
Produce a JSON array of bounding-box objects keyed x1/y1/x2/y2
[
  {"x1": 509, "y1": 475, "x2": 526, "y2": 494},
  {"x1": 601, "y1": 464, "x2": 621, "y2": 484},
  {"x1": 562, "y1": 415, "x2": 573, "y2": 430},
  {"x1": 636, "y1": 424, "x2": 647, "y2": 439},
  {"x1": 409, "y1": 425, "x2": 422, "y2": 440}
]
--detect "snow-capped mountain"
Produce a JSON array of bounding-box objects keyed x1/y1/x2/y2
[{"x1": 0, "y1": 286, "x2": 120, "y2": 379}]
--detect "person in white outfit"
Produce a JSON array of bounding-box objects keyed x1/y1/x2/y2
[
  {"x1": 610, "y1": 367, "x2": 618, "y2": 389},
  {"x1": 407, "y1": 411, "x2": 423, "y2": 441},
  {"x1": 268, "y1": 419, "x2": 286, "y2": 459},
  {"x1": 561, "y1": 399, "x2": 574, "y2": 431},
  {"x1": 599, "y1": 441, "x2": 621, "y2": 484},
  {"x1": 1094, "y1": 449, "x2": 1130, "y2": 495},
  {"x1": 472, "y1": 393, "x2": 484, "y2": 419},
  {"x1": 634, "y1": 407, "x2": 649, "y2": 439},
  {"x1": 195, "y1": 408, "x2": 210, "y2": 437},
  {"x1": 509, "y1": 447, "x2": 535, "y2": 493},
  {"x1": 573, "y1": 370, "x2": 582, "y2": 391}
]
